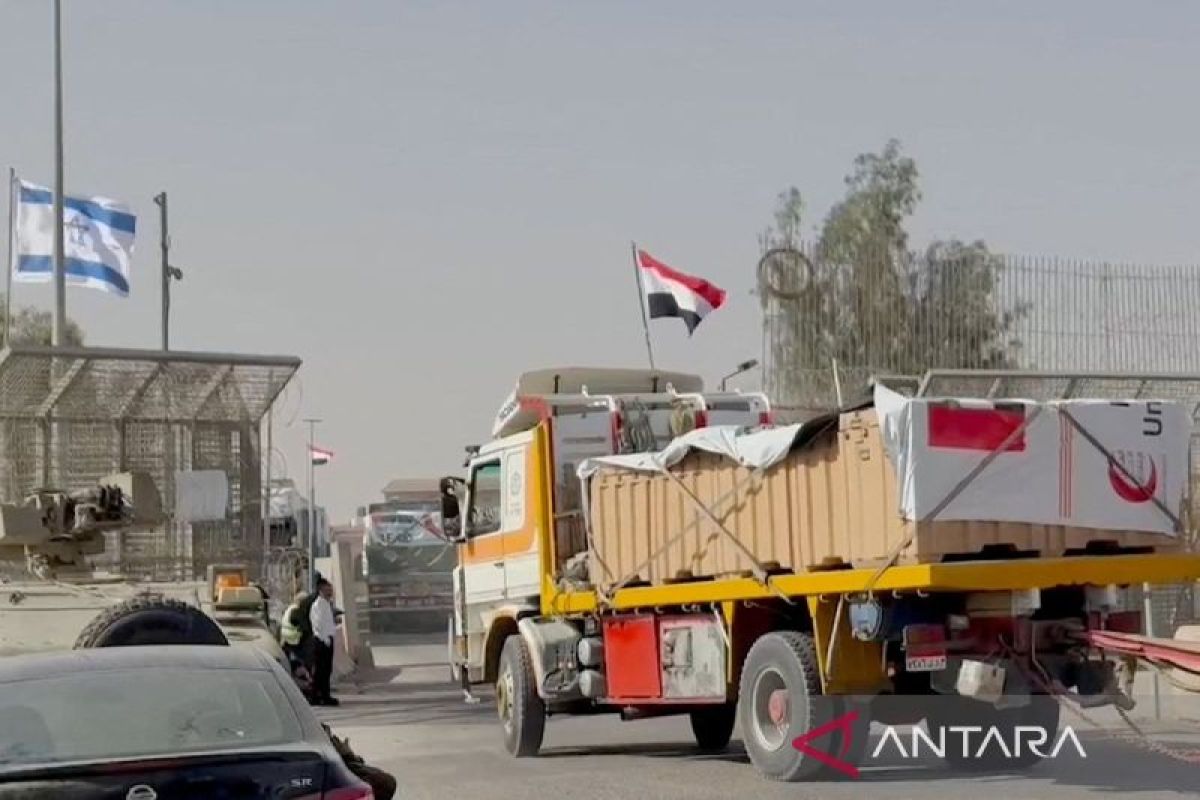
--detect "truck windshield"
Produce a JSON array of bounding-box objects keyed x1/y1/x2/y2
[{"x1": 468, "y1": 461, "x2": 502, "y2": 536}]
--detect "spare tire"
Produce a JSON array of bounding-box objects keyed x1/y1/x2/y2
[{"x1": 75, "y1": 595, "x2": 229, "y2": 649}]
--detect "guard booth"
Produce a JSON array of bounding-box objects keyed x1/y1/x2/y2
[{"x1": 0, "y1": 345, "x2": 300, "y2": 581}]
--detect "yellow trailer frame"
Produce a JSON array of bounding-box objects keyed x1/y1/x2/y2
[
  {"x1": 545, "y1": 553, "x2": 1200, "y2": 694},
  {"x1": 547, "y1": 553, "x2": 1200, "y2": 615}
]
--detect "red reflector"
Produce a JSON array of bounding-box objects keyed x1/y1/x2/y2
[
  {"x1": 695, "y1": 410, "x2": 709, "y2": 429},
  {"x1": 927, "y1": 403, "x2": 1027, "y2": 452},
  {"x1": 759, "y1": 411, "x2": 773, "y2": 425},
  {"x1": 1105, "y1": 610, "x2": 1143, "y2": 634},
  {"x1": 903, "y1": 623, "x2": 946, "y2": 646}
]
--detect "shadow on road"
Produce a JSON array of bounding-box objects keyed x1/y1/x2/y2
[
  {"x1": 318, "y1": 674, "x2": 495, "y2": 729},
  {"x1": 541, "y1": 729, "x2": 1200, "y2": 793},
  {"x1": 331, "y1": 647, "x2": 1200, "y2": 795}
]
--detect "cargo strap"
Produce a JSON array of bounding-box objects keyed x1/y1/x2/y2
[
  {"x1": 861, "y1": 405, "x2": 1046, "y2": 596},
  {"x1": 1057, "y1": 408, "x2": 1181, "y2": 531},
  {"x1": 658, "y1": 467, "x2": 772, "y2": 584},
  {"x1": 595, "y1": 466, "x2": 773, "y2": 607}
]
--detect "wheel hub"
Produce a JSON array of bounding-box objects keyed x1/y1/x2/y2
[
  {"x1": 768, "y1": 688, "x2": 790, "y2": 726},
  {"x1": 497, "y1": 668, "x2": 515, "y2": 732},
  {"x1": 750, "y1": 667, "x2": 792, "y2": 752}
]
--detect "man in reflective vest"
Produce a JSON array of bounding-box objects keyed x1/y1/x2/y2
[{"x1": 280, "y1": 591, "x2": 313, "y2": 697}]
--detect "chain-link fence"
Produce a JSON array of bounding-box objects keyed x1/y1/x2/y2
[
  {"x1": 0, "y1": 346, "x2": 299, "y2": 581},
  {"x1": 760, "y1": 245, "x2": 1200, "y2": 415},
  {"x1": 760, "y1": 247, "x2": 1200, "y2": 633}
]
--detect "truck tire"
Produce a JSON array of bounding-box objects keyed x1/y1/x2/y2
[
  {"x1": 74, "y1": 595, "x2": 228, "y2": 649},
  {"x1": 925, "y1": 694, "x2": 1061, "y2": 773},
  {"x1": 690, "y1": 704, "x2": 737, "y2": 752},
  {"x1": 737, "y1": 631, "x2": 857, "y2": 782},
  {"x1": 497, "y1": 635, "x2": 545, "y2": 757}
]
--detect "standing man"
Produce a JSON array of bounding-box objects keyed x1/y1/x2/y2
[
  {"x1": 309, "y1": 578, "x2": 340, "y2": 706},
  {"x1": 280, "y1": 591, "x2": 314, "y2": 700}
]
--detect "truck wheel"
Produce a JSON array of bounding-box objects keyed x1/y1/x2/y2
[
  {"x1": 690, "y1": 704, "x2": 737, "y2": 752},
  {"x1": 737, "y1": 631, "x2": 856, "y2": 782},
  {"x1": 497, "y1": 635, "x2": 545, "y2": 757},
  {"x1": 75, "y1": 595, "x2": 228, "y2": 649},
  {"x1": 926, "y1": 694, "x2": 1061, "y2": 772}
]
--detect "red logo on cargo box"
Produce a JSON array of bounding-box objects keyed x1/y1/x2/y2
[
  {"x1": 927, "y1": 403, "x2": 1027, "y2": 452},
  {"x1": 1108, "y1": 451, "x2": 1158, "y2": 504}
]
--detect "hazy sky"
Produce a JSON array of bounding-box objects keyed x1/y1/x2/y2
[{"x1": 2, "y1": 1, "x2": 1199, "y2": 520}]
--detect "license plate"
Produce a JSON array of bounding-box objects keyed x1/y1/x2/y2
[{"x1": 906, "y1": 653, "x2": 948, "y2": 672}]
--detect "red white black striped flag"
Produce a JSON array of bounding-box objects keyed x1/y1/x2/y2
[{"x1": 636, "y1": 249, "x2": 727, "y2": 335}]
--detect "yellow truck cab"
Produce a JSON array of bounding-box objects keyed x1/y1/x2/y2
[{"x1": 447, "y1": 367, "x2": 769, "y2": 685}]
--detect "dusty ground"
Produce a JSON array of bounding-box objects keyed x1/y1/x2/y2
[{"x1": 318, "y1": 635, "x2": 1200, "y2": 800}]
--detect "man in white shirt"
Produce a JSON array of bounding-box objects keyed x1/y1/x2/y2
[{"x1": 309, "y1": 577, "x2": 340, "y2": 706}]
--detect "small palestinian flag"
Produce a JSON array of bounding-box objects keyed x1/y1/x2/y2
[
  {"x1": 310, "y1": 446, "x2": 334, "y2": 465},
  {"x1": 637, "y1": 249, "x2": 727, "y2": 334}
]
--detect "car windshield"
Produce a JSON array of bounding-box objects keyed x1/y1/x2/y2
[{"x1": 0, "y1": 667, "x2": 304, "y2": 770}]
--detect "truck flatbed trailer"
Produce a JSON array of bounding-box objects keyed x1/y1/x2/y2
[{"x1": 550, "y1": 552, "x2": 1200, "y2": 614}]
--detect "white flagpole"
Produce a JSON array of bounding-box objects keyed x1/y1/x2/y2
[
  {"x1": 4, "y1": 168, "x2": 14, "y2": 347},
  {"x1": 304, "y1": 417, "x2": 321, "y2": 585},
  {"x1": 51, "y1": 0, "x2": 67, "y2": 348},
  {"x1": 630, "y1": 241, "x2": 656, "y2": 369}
]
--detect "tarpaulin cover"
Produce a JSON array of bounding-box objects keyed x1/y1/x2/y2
[
  {"x1": 577, "y1": 423, "x2": 806, "y2": 480},
  {"x1": 174, "y1": 470, "x2": 229, "y2": 523},
  {"x1": 875, "y1": 385, "x2": 1191, "y2": 534}
]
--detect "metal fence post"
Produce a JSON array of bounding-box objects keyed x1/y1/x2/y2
[{"x1": 1143, "y1": 582, "x2": 1162, "y2": 721}]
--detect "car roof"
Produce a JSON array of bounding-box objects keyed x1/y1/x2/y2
[{"x1": 0, "y1": 645, "x2": 273, "y2": 684}]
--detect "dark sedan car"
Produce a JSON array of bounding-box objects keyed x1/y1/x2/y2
[{"x1": 0, "y1": 646, "x2": 374, "y2": 799}]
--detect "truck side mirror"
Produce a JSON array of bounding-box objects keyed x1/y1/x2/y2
[
  {"x1": 439, "y1": 476, "x2": 462, "y2": 530},
  {"x1": 441, "y1": 492, "x2": 460, "y2": 524}
]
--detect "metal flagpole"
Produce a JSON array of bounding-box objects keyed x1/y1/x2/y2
[
  {"x1": 304, "y1": 417, "x2": 321, "y2": 587},
  {"x1": 4, "y1": 168, "x2": 14, "y2": 347},
  {"x1": 155, "y1": 192, "x2": 170, "y2": 350},
  {"x1": 629, "y1": 241, "x2": 656, "y2": 369},
  {"x1": 51, "y1": 0, "x2": 66, "y2": 348}
]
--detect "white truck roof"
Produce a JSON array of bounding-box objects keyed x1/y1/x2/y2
[{"x1": 492, "y1": 367, "x2": 705, "y2": 438}]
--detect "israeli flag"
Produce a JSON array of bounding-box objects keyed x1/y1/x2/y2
[{"x1": 12, "y1": 179, "x2": 135, "y2": 296}]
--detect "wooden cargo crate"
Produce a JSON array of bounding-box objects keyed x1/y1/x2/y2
[{"x1": 587, "y1": 410, "x2": 1179, "y2": 590}]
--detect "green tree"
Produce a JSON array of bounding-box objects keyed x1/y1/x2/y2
[
  {"x1": 0, "y1": 300, "x2": 86, "y2": 346},
  {"x1": 759, "y1": 140, "x2": 1023, "y2": 404}
]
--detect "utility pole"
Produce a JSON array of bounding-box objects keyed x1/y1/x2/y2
[
  {"x1": 303, "y1": 417, "x2": 321, "y2": 586},
  {"x1": 262, "y1": 406, "x2": 273, "y2": 573},
  {"x1": 51, "y1": 0, "x2": 66, "y2": 348},
  {"x1": 154, "y1": 192, "x2": 183, "y2": 350}
]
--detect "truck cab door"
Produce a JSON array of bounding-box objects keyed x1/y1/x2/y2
[{"x1": 456, "y1": 459, "x2": 506, "y2": 660}]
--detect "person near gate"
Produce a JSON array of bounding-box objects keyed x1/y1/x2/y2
[
  {"x1": 280, "y1": 591, "x2": 315, "y2": 700},
  {"x1": 309, "y1": 577, "x2": 340, "y2": 706}
]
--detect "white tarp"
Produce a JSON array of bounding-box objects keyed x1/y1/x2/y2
[
  {"x1": 875, "y1": 385, "x2": 1191, "y2": 534},
  {"x1": 577, "y1": 423, "x2": 804, "y2": 480},
  {"x1": 174, "y1": 470, "x2": 229, "y2": 523}
]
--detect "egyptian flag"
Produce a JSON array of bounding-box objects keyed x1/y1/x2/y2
[
  {"x1": 310, "y1": 445, "x2": 334, "y2": 466},
  {"x1": 637, "y1": 249, "x2": 727, "y2": 334}
]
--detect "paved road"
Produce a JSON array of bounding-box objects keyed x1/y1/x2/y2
[{"x1": 318, "y1": 636, "x2": 1200, "y2": 800}]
